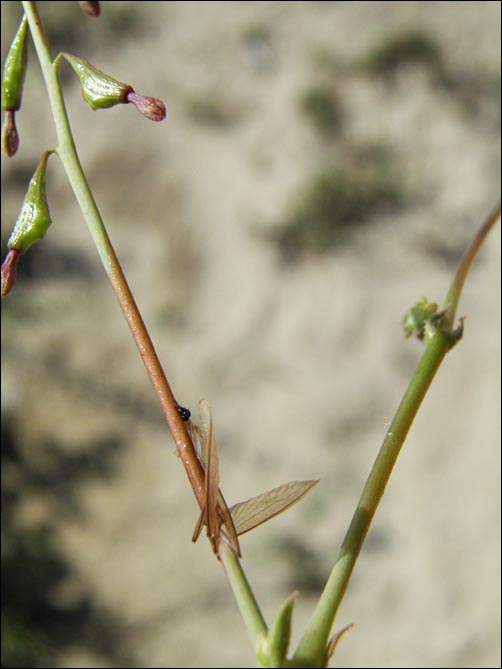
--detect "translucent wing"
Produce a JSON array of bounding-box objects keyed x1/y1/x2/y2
[
  {"x1": 188, "y1": 401, "x2": 317, "y2": 554},
  {"x1": 200, "y1": 399, "x2": 219, "y2": 541},
  {"x1": 190, "y1": 400, "x2": 240, "y2": 556},
  {"x1": 229, "y1": 479, "x2": 318, "y2": 536}
]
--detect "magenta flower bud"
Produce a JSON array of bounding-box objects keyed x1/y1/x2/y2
[
  {"x1": 1, "y1": 110, "x2": 19, "y2": 157},
  {"x1": 1, "y1": 249, "x2": 21, "y2": 297},
  {"x1": 79, "y1": 1, "x2": 101, "y2": 18},
  {"x1": 127, "y1": 92, "x2": 166, "y2": 121}
]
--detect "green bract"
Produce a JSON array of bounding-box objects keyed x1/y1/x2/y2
[
  {"x1": 61, "y1": 52, "x2": 133, "y2": 110},
  {"x1": 1, "y1": 14, "x2": 29, "y2": 112},
  {"x1": 8, "y1": 151, "x2": 53, "y2": 253},
  {"x1": 402, "y1": 296, "x2": 439, "y2": 341},
  {"x1": 256, "y1": 593, "x2": 296, "y2": 667}
]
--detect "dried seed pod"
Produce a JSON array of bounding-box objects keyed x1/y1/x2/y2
[
  {"x1": 7, "y1": 151, "x2": 53, "y2": 254},
  {"x1": 61, "y1": 52, "x2": 133, "y2": 110}
]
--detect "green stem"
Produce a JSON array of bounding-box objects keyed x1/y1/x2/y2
[
  {"x1": 442, "y1": 203, "x2": 501, "y2": 330},
  {"x1": 219, "y1": 544, "x2": 268, "y2": 652},
  {"x1": 292, "y1": 203, "x2": 500, "y2": 667},
  {"x1": 22, "y1": 0, "x2": 206, "y2": 508},
  {"x1": 19, "y1": 4, "x2": 501, "y2": 666},
  {"x1": 23, "y1": 2, "x2": 270, "y2": 655}
]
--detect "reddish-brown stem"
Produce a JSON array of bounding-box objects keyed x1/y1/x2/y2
[
  {"x1": 108, "y1": 259, "x2": 206, "y2": 508},
  {"x1": 22, "y1": 1, "x2": 206, "y2": 511}
]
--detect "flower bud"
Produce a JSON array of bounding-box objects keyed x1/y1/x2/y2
[
  {"x1": 2, "y1": 110, "x2": 19, "y2": 157},
  {"x1": 402, "y1": 297, "x2": 439, "y2": 341},
  {"x1": 61, "y1": 52, "x2": 133, "y2": 110},
  {"x1": 127, "y1": 91, "x2": 166, "y2": 121},
  {"x1": 7, "y1": 151, "x2": 53, "y2": 254},
  {"x1": 79, "y1": 1, "x2": 101, "y2": 18},
  {"x1": 1, "y1": 249, "x2": 21, "y2": 298},
  {"x1": 1, "y1": 14, "x2": 29, "y2": 156},
  {"x1": 2, "y1": 15, "x2": 29, "y2": 113}
]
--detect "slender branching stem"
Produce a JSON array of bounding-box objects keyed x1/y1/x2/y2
[
  {"x1": 292, "y1": 203, "x2": 500, "y2": 667},
  {"x1": 22, "y1": 0, "x2": 206, "y2": 508},
  {"x1": 219, "y1": 544, "x2": 268, "y2": 651},
  {"x1": 21, "y1": 1, "x2": 269, "y2": 650},
  {"x1": 13, "y1": 4, "x2": 499, "y2": 666}
]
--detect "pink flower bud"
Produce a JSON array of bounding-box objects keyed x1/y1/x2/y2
[
  {"x1": 1, "y1": 249, "x2": 21, "y2": 297},
  {"x1": 79, "y1": 1, "x2": 101, "y2": 17},
  {"x1": 127, "y1": 92, "x2": 166, "y2": 121},
  {"x1": 2, "y1": 111, "x2": 19, "y2": 157}
]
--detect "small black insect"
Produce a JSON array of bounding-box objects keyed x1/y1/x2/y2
[{"x1": 177, "y1": 404, "x2": 191, "y2": 422}]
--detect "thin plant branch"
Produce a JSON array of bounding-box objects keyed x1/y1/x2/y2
[
  {"x1": 22, "y1": 0, "x2": 206, "y2": 508},
  {"x1": 291, "y1": 203, "x2": 500, "y2": 667}
]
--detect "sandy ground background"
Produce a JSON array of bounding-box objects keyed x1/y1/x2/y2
[{"x1": 1, "y1": 2, "x2": 500, "y2": 668}]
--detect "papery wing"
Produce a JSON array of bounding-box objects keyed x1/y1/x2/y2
[
  {"x1": 190, "y1": 400, "x2": 241, "y2": 556},
  {"x1": 192, "y1": 508, "x2": 205, "y2": 543},
  {"x1": 201, "y1": 400, "x2": 219, "y2": 541},
  {"x1": 217, "y1": 490, "x2": 241, "y2": 557},
  {"x1": 230, "y1": 480, "x2": 318, "y2": 536}
]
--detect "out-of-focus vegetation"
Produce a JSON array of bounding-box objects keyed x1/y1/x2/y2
[
  {"x1": 358, "y1": 30, "x2": 451, "y2": 85},
  {"x1": 184, "y1": 93, "x2": 242, "y2": 128},
  {"x1": 270, "y1": 143, "x2": 406, "y2": 262},
  {"x1": 1, "y1": 416, "x2": 129, "y2": 668},
  {"x1": 299, "y1": 83, "x2": 343, "y2": 138}
]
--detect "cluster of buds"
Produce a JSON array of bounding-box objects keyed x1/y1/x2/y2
[{"x1": 1, "y1": 5, "x2": 166, "y2": 296}]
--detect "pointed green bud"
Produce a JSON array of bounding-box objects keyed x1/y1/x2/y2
[
  {"x1": 256, "y1": 592, "x2": 297, "y2": 667},
  {"x1": 7, "y1": 151, "x2": 53, "y2": 254},
  {"x1": 2, "y1": 14, "x2": 29, "y2": 156},
  {"x1": 2, "y1": 15, "x2": 29, "y2": 113},
  {"x1": 61, "y1": 52, "x2": 133, "y2": 110}
]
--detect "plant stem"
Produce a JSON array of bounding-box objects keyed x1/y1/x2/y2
[
  {"x1": 22, "y1": 0, "x2": 206, "y2": 508},
  {"x1": 292, "y1": 203, "x2": 500, "y2": 667},
  {"x1": 219, "y1": 544, "x2": 268, "y2": 651},
  {"x1": 442, "y1": 203, "x2": 501, "y2": 330},
  {"x1": 23, "y1": 1, "x2": 270, "y2": 650}
]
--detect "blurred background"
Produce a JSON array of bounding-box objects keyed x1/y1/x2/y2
[{"x1": 1, "y1": 2, "x2": 500, "y2": 667}]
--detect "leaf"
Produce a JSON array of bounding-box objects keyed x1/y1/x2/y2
[
  {"x1": 257, "y1": 591, "x2": 298, "y2": 667},
  {"x1": 230, "y1": 479, "x2": 319, "y2": 536},
  {"x1": 324, "y1": 623, "x2": 354, "y2": 667}
]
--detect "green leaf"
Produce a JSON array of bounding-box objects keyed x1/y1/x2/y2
[{"x1": 257, "y1": 592, "x2": 298, "y2": 667}]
